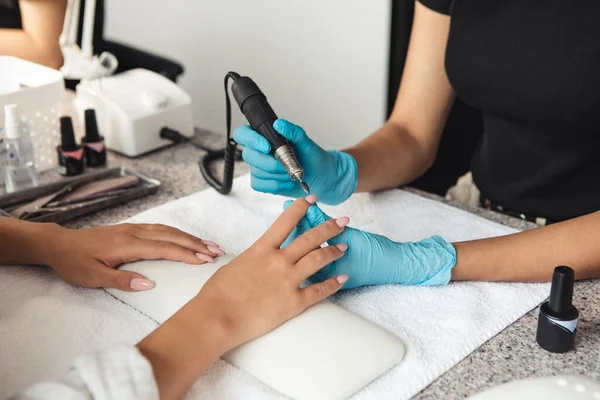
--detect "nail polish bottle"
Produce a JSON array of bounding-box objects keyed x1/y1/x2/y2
[
  {"x1": 57, "y1": 116, "x2": 85, "y2": 176},
  {"x1": 536, "y1": 266, "x2": 579, "y2": 353},
  {"x1": 82, "y1": 109, "x2": 107, "y2": 167}
]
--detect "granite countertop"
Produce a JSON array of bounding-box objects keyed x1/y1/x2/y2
[{"x1": 55, "y1": 130, "x2": 599, "y2": 398}]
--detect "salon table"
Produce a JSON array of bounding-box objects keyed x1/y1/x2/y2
[{"x1": 58, "y1": 128, "x2": 600, "y2": 398}]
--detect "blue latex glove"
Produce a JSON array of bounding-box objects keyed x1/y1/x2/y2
[
  {"x1": 233, "y1": 119, "x2": 358, "y2": 205},
  {"x1": 282, "y1": 202, "x2": 457, "y2": 289}
]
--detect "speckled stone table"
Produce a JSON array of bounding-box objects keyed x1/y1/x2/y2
[{"x1": 55, "y1": 130, "x2": 600, "y2": 398}]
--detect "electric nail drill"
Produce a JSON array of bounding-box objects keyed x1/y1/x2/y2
[
  {"x1": 231, "y1": 73, "x2": 310, "y2": 193},
  {"x1": 199, "y1": 72, "x2": 309, "y2": 195}
]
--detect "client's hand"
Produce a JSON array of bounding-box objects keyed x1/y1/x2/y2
[
  {"x1": 283, "y1": 202, "x2": 457, "y2": 289},
  {"x1": 41, "y1": 223, "x2": 224, "y2": 292},
  {"x1": 138, "y1": 195, "x2": 349, "y2": 400},
  {"x1": 196, "y1": 194, "x2": 349, "y2": 347}
]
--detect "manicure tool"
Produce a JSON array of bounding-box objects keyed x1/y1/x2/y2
[{"x1": 199, "y1": 72, "x2": 310, "y2": 195}]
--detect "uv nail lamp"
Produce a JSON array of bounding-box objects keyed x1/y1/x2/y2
[{"x1": 76, "y1": 69, "x2": 194, "y2": 157}]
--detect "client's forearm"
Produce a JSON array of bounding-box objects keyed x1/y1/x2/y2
[
  {"x1": 0, "y1": 217, "x2": 60, "y2": 266},
  {"x1": 344, "y1": 121, "x2": 434, "y2": 193},
  {"x1": 137, "y1": 301, "x2": 234, "y2": 400},
  {"x1": 452, "y1": 211, "x2": 600, "y2": 282}
]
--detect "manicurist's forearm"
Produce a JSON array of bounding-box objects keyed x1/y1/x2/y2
[
  {"x1": 0, "y1": 217, "x2": 61, "y2": 266},
  {"x1": 1, "y1": 0, "x2": 67, "y2": 69},
  {"x1": 137, "y1": 301, "x2": 234, "y2": 400},
  {"x1": 344, "y1": 2, "x2": 455, "y2": 194},
  {"x1": 344, "y1": 121, "x2": 434, "y2": 193},
  {"x1": 452, "y1": 211, "x2": 600, "y2": 282},
  {"x1": 0, "y1": 29, "x2": 62, "y2": 69}
]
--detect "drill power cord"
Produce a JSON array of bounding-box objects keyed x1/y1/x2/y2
[
  {"x1": 199, "y1": 71, "x2": 240, "y2": 194},
  {"x1": 161, "y1": 71, "x2": 241, "y2": 195}
]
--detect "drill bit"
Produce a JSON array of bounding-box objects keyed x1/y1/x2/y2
[
  {"x1": 299, "y1": 180, "x2": 310, "y2": 194},
  {"x1": 273, "y1": 146, "x2": 309, "y2": 194}
]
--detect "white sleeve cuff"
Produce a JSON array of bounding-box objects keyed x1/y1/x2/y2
[{"x1": 15, "y1": 345, "x2": 159, "y2": 400}]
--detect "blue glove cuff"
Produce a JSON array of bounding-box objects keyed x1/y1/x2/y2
[
  {"x1": 327, "y1": 150, "x2": 358, "y2": 205},
  {"x1": 415, "y1": 235, "x2": 457, "y2": 286}
]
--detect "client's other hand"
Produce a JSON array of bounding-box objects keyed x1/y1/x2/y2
[
  {"x1": 40, "y1": 223, "x2": 224, "y2": 291},
  {"x1": 195, "y1": 194, "x2": 349, "y2": 348}
]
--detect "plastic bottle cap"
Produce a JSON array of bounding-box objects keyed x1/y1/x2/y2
[
  {"x1": 60, "y1": 116, "x2": 78, "y2": 151},
  {"x1": 83, "y1": 109, "x2": 102, "y2": 142},
  {"x1": 549, "y1": 266, "x2": 575, "y2": 314},
  {"x1": 4, "y1": 104, "x2": 22, "y2": 139}
]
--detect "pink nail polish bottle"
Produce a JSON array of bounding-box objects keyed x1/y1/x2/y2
[
  {"x1": 82, "y1": 109, "x2": 107, "y2": 167},
  {"x1": 57, "y1": 117, "x2": 85, "y2": 176}
]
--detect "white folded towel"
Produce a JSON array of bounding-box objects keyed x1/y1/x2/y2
[{"x1": 0, "y1": 174, "x2": 549, "y2": 399}]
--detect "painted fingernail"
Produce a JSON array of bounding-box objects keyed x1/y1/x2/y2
[
  {"x1": 335, "y1": 217, "x2": 350, "y2": 228},
  {"x1": 207, "y1": 246, "x2": 225, "y2": 256},
  {"x1": 196, "y1": 253, "x2": 215, "y2": 263},
  {"x1": 202, "y1": 240, "x2": 220, "y2": 248},
  {"x1": 336, "y1": 243, "x2": 348, "y2": 251},
  {"x1": 337, "y1": 274, "x2": 349, "y2": 285},
  {"x1": 130, "y1": 278, "x2": 155, "y2": 291},
  {"x1": 305, "y1": 194, "x2": 317, "y2": 204}
]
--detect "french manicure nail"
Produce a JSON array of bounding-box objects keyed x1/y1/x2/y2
[
  {"x1": 337, "y1": 275, "x2": 349, "y2": 285},
  {"x1": 207, "y1": 246, "x2": 225, "y2": 256},
  {"x1": 336, "y1": 243, "x2": 348, "y2": 251},
  {"x1": 335, "y1": 217, "x2": 350, "y2": 228},
  {"x1": 130, "y1": 278, "x2": 155, "y2": 291},
  {"x1": 305, "y1": 194, "x2": 318, "y2": 204},
  {"x1": 202, "y1": 240, "x2": 220, "y2": 248},
  {"x1": 196, "y1": 253, "x2": 215, "y2": 263}
]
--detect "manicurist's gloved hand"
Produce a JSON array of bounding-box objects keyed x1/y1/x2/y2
[
  {"x1": 233, "y1": 119, "x2": 358, "y2": 205},
  {"x1": 282, "y1": 202, "x2": 457, "y2": 289}
]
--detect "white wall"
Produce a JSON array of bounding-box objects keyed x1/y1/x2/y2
[{"x1": 105, "y1": 0, "x2": 390, "y2": 149}]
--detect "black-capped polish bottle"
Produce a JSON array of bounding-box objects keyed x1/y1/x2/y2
[
  {"x1": 57, "y1": 116, "x2": 85, "y2": 176},
  {"x1": 536, "y1": 266, "x2": 579, "y2": 353},
  {"x1": 82, "y1": 109, "x2": 107, "y2": 167}
]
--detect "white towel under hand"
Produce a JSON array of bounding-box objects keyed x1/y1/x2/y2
[{"x1": 0, "y1": 174, "x2": 549, "y2": 399}]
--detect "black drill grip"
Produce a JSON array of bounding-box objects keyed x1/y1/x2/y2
[{"x1": 232, "y1": 76, "x2": 289, "y2": 154}]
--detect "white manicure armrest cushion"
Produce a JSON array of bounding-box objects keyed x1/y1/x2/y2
[{"x1": 106, "y1": 256, "x2": 405, "y2": 400}]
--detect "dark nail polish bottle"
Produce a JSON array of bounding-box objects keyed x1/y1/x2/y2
[
  {"x1": 57, "y1": 116, "x2": 85, "y2": 176},
  {"x1": 536, "y1": 266, "x2": 579, "y2": 353},
  {"x1": 82, "y1": 109, "x2": 107, "y2": 167}
]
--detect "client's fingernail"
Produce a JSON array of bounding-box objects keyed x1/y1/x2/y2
[
  {"x1": 196, "y1": 253, "x2": 215, "y2": 263},
  {"x1": 130, "y1": 278, "x2": 155, "y2": 291},
  {"x1": 336, "y1": 243, "x2": 348, "y2": 251},
  {"x1": 207, "y1": 246, "x2": 225, "y2": 256},
  {"x1": 305, "y1": 194, "x2": 318, "y2": 204},
  {"x1": 202, "y1": 240, "x2": 220, "y2": 248},
  {"x1": 335, "y1": 217, "x2": 350, "y2": 228},
  {"x1": 337, "y1": 275, "x2": 349, "y2": 285}
]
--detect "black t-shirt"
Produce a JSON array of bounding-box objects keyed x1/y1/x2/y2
[
  {"x1": 419, "y1": 0, "x2": 600, "y2": 221},
  {"x1": 0, "y1": 0, "x2": 22, "y2": 29}
]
